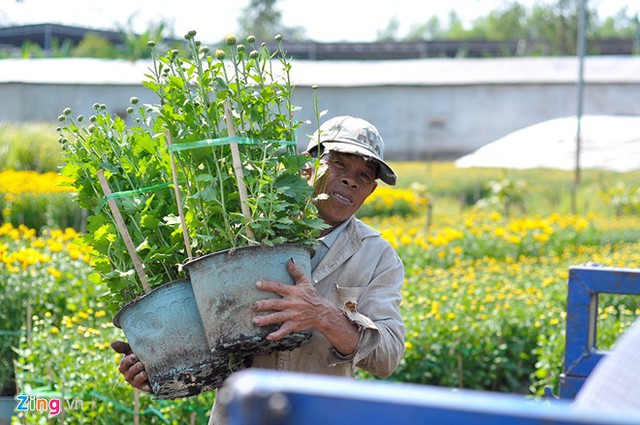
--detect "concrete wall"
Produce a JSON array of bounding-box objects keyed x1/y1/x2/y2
[
  {"x1": 291, "y1": 82, "x2": 640, "y2": 159},
  {"x1": 0, "y1": 83, "x2": 158, "y2": 123},
  {"x1": 2, "y1": 80, "x2": 639, "y2": 160}
]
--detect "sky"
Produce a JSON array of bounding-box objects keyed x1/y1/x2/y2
[{"x1": 0, "y1": 0, "x2": 638, "y2": 43}]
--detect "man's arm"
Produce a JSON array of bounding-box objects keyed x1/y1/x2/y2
[{"x1": 335, "y1": 247, "x2": 405, "y2": 378}]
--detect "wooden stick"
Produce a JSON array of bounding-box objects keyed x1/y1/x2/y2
[
  {"x1": 133, "y1": 388, "x2": 140, "y2": 425},
  {"x1": 223, "y1": 99, "x2": 255, "y2": 242},
  {"x1": 26, "y1": 300, "x2": 32, "y2": 344},
  {"x1": 59, "y1": 381, "x2": 66, "y2": 423},
  {"x1": 97, "y1": 170, "x2": 151, "y2": 293},
  {"x1": 165, "y1": 130, "x2": 194, "y2": 261}
]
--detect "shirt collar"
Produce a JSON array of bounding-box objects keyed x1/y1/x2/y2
[{"x1": 318, "y1": 218, "x2": 350, "y2": 249}]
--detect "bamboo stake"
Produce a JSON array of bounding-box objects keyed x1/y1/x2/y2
[
  {"x1": 26, "y1": 300, "x2": 32, "y2": 344},
  {"x1": 59, "y1": 381, "x2": 66, "y2": 423},
  {"x1": 97, "y1": 170, "x2": 151, "y2": 293},
  {"x1": 133, "y1": 388, "x2": 140, "y2": 425},
  {"x1": 165, "y1": 130, "x2": 194, "y2": 261},
  {"x1": 223, "y1": 99, "x2": 255, "y2": 242}
]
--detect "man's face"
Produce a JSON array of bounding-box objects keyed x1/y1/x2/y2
[{"x1": 311, "y1": 151, "x2": 378, "y2": 228}]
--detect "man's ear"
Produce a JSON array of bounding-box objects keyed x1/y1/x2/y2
[{"x1": 367, "y1": 181, "x2": 378, "y2": 197}]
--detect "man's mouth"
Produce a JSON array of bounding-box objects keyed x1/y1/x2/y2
[{"x1": 331, "y1": 192, "x2": 353, "y2": 205}]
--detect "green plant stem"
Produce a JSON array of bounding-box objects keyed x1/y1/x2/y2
[
  {"x1": 229, "y1": 45, "x2": 247, "y2": 132},
  {"x1": 277, "y1": 39, "x2": 296, "y2": 144},
  {"x1": 166, "y1": 134, "x2": 193, "y2": 261},
  {"x1": 166, "y1": 54, "x2": 227, "y2": 244},
  {"x1": 189, "y1": 38, "x2": 220, "y2": 133}
]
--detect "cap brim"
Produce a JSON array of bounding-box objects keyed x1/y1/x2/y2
[{"x1": 320, "y1": 142, "x2": 397, "y2": 185}]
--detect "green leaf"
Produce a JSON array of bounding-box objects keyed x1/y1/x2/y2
[
  {"x1": 98, "y1": 162, "x2": 119, "y2": 174},
  {"x1": 140, "y1": 213, "x2": 160, "y2": 230},
  {"x1": 196, "y1": 173, "x2": 214, "y2": 183}
]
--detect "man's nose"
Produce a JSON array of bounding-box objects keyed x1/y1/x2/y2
[{"x1": 340, "y1": 174, "x2": 357, "y2": 187}]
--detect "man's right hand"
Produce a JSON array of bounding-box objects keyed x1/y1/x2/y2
[{"x1": 111, "y1": 340, "x2": 152, "y2": 392}]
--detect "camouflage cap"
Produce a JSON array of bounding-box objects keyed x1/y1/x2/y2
[{"x1": 306, "y1": 116, "x2": 397, "y2": 185}]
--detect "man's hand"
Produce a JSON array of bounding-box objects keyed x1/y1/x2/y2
[
  {"x1": 251, "y1": 259, "x2": 359, "y2": 355},
  {"x1": 111, "y1": 341, "x2": 152, "y2": 392},
  {"x1": 251, "y1": 259, "x2": 321, "y2": 341}
]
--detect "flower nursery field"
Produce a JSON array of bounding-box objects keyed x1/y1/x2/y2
[{"x1": 1, "y1": 160, "x2": 640, "y2": 423}]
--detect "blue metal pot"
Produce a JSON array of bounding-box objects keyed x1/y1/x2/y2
[{"x1": 0, "y1": 396, "x2": 14, "y2": 425}]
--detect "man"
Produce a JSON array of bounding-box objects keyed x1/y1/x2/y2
[{"x1": 112, "y1": 115, "x2": 406, "y2": 423}]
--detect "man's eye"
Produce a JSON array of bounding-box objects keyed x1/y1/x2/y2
[{"x1": 360, "y1": 172, "x2": 373, "y2": 182}]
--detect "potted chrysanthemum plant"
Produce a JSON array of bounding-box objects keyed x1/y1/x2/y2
[
  {"x1": 57, "y1": 101, "x2": 247, "y2": 399},
  {"x1": 144, "y1": 31, "x2": 326, "y2": 358}
]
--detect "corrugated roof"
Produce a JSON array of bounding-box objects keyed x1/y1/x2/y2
[
  {"x1": 1, "y1": 56, "x2": 639, "y2": 87},
  {"x1": 0, "y1": 23, "x2": 123, "y2": 47}
]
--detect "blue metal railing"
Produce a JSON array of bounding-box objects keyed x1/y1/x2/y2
[
  {"x1": 559, "y1": 265, "x2": 640, "y2": 399},
  {"x1": 223, "y1": 369, "x2": 640, "y2": 425}
]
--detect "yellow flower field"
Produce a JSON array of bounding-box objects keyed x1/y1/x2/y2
[
  {"x1": 0, "y1": 170, "x2": 73, "y2": 199},
  {"x1": 2, "y1": 167, "x2": 640, "y2": 423}
]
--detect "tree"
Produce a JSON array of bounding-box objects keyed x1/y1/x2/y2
[
  {"x1": 550, "y1": 0, "x2": 579, "y2": 55},
  {"x1": 592, "y1": 7, "x2": 638, "y2": 39},
  {"x1": 18, "y1": 38, "x2": 73, "y2": 58},
  {"x1": 446, "y1": 11, "x2": 468, "y2": 40},
  {"x1": 406, "y1": 16, "x2": 445, "y2": 41},
  {"x1": 116, "y1": 16, "x2": 177, "y2": 60},
  {"x1": 71, "y1": 33, "x2": 118, "y2": 59},
  {"x1": 238, "y1": 0, "x2": 306, "y2": 42},
  {"x1": 470, "y1": 3, "x2": 529, "y2": 40},
  {"x1": 376, "y1": 16, "x2": 401, "y2": 41},
  {"x1": 392, "y1": 0, "x2": 639, "y2": 56}
]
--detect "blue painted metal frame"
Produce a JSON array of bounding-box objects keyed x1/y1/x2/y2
[
  {"x1": 224, "y1": 369, "x2": 640, "y2": 425},
  {"x1": 560, "y1": 265, "x2": 640, "y2": 399}
]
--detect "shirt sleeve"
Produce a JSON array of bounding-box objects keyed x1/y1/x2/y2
[{"x1": 327, "y1": 243, "x2": 405, "y2": 378}]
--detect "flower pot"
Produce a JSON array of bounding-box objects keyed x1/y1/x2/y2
[
  {"x1": 0, "y1": 396, "x2": 13, "y2": 425},
  {"x1": 113, "y1": 279, "x2": 249, "y2": 399},
  {"x1": 184, "y1": 244, "x2": 312, "y2": 358}
]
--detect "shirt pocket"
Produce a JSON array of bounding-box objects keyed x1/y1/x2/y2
[{"x1": 335, "y1": 284, "x2": 366, "y2": 306}]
